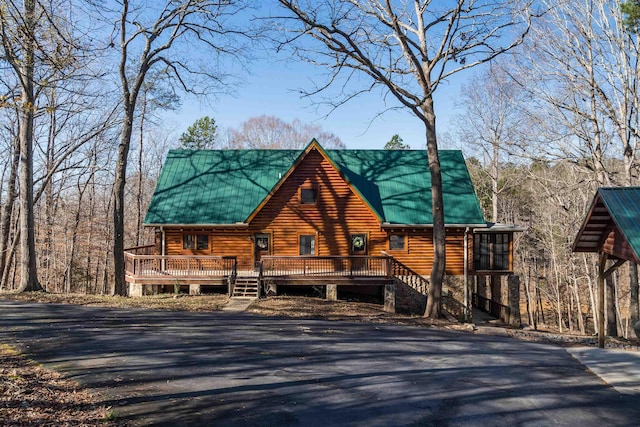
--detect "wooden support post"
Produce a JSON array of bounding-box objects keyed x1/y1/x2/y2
[
  {"x1": 598, "y1": 253, "x2": 607, "y2": 349},
  {"x1": 597, "y1": 253, "x2": 626, "y2": 348}
]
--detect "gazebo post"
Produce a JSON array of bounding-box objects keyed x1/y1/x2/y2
[
  {"x1": 596, "y1": 253, "x2": 626, "y2": 349},
  {"x1": 597, "y1": 253, "x2": 607, "y2": 349}
]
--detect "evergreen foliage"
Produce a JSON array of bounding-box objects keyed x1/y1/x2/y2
[
  {"x1": 179, "y1": 116, "x2": 218, "y2": 149},
  {"x1": 622, "y1": 0, "x2": 640, "y2": 30},
  {"x1": 384, "y1": 134, "x2": 410, "y2": 150}
]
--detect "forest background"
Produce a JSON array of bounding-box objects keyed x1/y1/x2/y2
[{"x1": 2, "y1": 0, "x2": 640, "y2": 339}]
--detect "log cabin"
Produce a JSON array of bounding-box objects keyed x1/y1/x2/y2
[{"x1": 126, "y1": 140, "x2": 519, "y2": 314}]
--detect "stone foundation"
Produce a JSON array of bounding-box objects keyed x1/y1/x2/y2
[
  {"x1": 384, "y1": 284, "x2": 396, "y2": 313},
  {"x1": 326, "y1": 284, "x2": 338, "y2": 301},
  {"x1": 507, "y1": 274, "x2": 522, "y2": 327},
  {"x1": 394, "y1": 280, "x2": 427, "y2": 315}
]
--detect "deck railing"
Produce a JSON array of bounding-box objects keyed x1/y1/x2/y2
[
  {"x1": 379, "y1": 252, "x2": 429, "y2": 295},
  {"x1": 125, "y1": 252, "x2": 399, "y2": 281},
  {"x1": 124, "y1": 252, "x2": 237, "y2": 278},
  {"x1": 261, "y1": 256, "x2": 392, "y2": 277},
  {"x1": 124, "y1": 245, "x2": 155, "y2": 255}
]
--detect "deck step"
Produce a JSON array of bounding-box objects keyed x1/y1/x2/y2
[{"x1": 232, "y1": 277, "x2": 259, "y2": 299}]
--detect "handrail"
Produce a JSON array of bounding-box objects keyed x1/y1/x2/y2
[
  {"x1": 385, "y1": 254, "x2": 429, "y2": 295},
  {"x1": 260, "y1": 255, "x2": 391, "y2": 260},
  {"x1": 124, "y1": 245, "x2": 155, "y2": 255},
  {"x1": 261, "y1": 255, "x2": 392, "y2": 278},
  {"x1": 124, "y1": 252, "x2": 237, "y2": 278}
]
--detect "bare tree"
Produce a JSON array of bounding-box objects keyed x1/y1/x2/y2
[
  {"x1": 455, "y1": 60, "x2": 526, "y2": 223},
  {"x1": 0, "y1": 0, "x2": 86, "y2": 291},
  {"x1": 276, "y1": 0, "x2": 533, "y2": 317},
  {"x1": 0, "y1": 0, "x2": 42, "y2": 291},
  {"x1": 110, "y1": 0, "x2": 251, "y2": 296},
  {"x1": 518, "y1": 0, "x2": 640, "y2": 337},
  {"x1": 225, "y1": 115, "x2": 345, "y2": 149}
]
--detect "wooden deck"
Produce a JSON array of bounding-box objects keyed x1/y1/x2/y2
[
  {"x1": 125, "y1": 249, "x2": 395, "y2": 286},
  {"x1": 124, "y1": 247, "x2": 429, "y2": 305}
]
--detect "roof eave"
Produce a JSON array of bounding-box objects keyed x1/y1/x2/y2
[
  {"x1": 381, "y1": 222, "x2": 487, "y2": 229},
  {"x1": 143, "y1": 223, "x2": 249, "y2": 228},
  {"x1": 572, "y1": 192, "x2": 603, "y2": 253},
  {"x1": 473, "y1": 222, "x2": 527, "y2": 233}
]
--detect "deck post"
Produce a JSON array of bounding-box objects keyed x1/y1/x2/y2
[
  {"x1": 326, "y1": 284, "x2": 338, "y2": 301},
  {"x1": 384, "y1": 283, "x2": 396, "y2": 313}
]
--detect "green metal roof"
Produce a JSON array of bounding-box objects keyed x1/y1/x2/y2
[
  {"x1": 598, "y1": 187, "x2": 640, "y2": 260},
  {"x1": 328, "y1": 149, "x2": 485, "y2": 225},
  {"x1": 144, "y1": 144, "x2": 486, "y2": 226}
]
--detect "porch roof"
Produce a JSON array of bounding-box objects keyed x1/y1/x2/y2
[{"x1": 144, "y1": 141, "x2": 485, "y2": 227}]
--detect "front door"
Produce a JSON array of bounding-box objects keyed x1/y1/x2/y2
[{"x1": 254, "y1": 233, "x2": 270, "y2": 268}]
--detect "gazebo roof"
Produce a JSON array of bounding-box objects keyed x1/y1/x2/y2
[{"x1": 572, "y1": 187, "x2": 640, "y2": 264}]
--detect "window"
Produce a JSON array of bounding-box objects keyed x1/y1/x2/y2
[
  {"x1": 473, "y1": 233, "x2": 511, "y2": 271},
  {"x1": 300, "y1": 235, "x2": 316, "y2": 255},
  {"x1": 389, "y1": 234, "x2": 406, "y2": 251},
  {"x1": 300, "y1": 187, "x2": 318, "y2": 205},
  {"x1": 350, "y1": 233, "x2": 367, "y2": 254},
  {"x1": 183, "y1": 234, "x2": 209, "y2": 250}
]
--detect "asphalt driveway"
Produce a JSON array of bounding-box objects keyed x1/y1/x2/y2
[{"x1": 0, "y1": 300, "x2": 638, "y2": 426}]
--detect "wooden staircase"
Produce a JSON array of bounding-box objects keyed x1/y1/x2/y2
[
  {"x1": 388, "y1": 257, "x2": 429, "y2": 295},
  {"x1": 231, "y1": 277, "x2": 259, "y2": 299}
]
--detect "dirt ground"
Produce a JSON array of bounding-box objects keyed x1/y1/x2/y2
[
  {"x1": 0, "y1": 290, "x2": 638, "y2": 425},
  {"x1": 0, "y1": 343, "x2": 129, "y2": 426}
]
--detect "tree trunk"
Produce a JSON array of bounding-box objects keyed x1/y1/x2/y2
[
  {"x1": 1, "y1": 221, "x2": 19, "y2": 290},
  {"x1": 573, "y1": 278, "x2": 585, "y2": 334},
  {"x1": 136, "y1": 94, "x2": 147, "y2": 247},
  {"x1": 423, "y1": 97, "x2": 446, "y2": 318},
  {"x1": 491, "y1": 140, "x2": 499, "y2": 223},
  {"x1": 16, "y1": 0, "x2": 42, "y2": 293},
  {"x1": 112, "y1": 112, "x2": 133, "y2": 296},
  {"x1": 0, "y1": 140, "x2": 20, "y2": 285}
]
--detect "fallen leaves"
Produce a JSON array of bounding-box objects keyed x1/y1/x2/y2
[{"x1": 0, "y1": 344, "x2": 127, "y2": 426}]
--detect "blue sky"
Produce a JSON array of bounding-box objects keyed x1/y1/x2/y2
[
  {"x1": 155, "y1": 0, "x2": 487, "y2": 151},
  {"x1": 165, "y1": 55, "x2": 466, "y2": 151}
]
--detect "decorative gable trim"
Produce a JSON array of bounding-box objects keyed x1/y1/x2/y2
[{"x1": 245, "y1": 139, "x2": 384, "y2": 224}]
